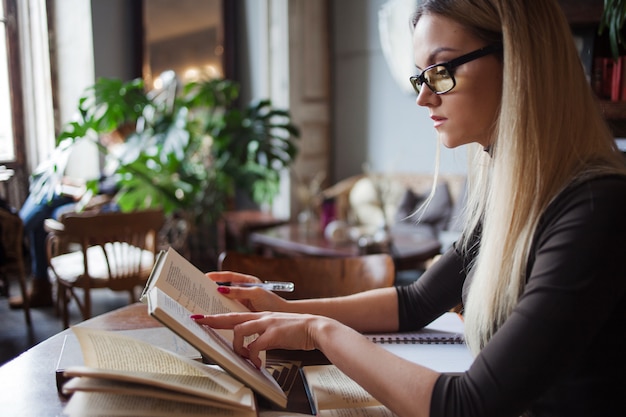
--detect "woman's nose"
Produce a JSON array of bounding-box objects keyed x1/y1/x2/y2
[{"x1": 415, "y1": 85, "x2": 438, "y2": 107}]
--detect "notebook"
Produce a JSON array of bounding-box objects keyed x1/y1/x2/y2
[
  {"x1": 365, "y1": 312, "x2": 473, "y2": 374},
  {"x1": 365, "y1": 311, "x2": 465, "y2": 344}
]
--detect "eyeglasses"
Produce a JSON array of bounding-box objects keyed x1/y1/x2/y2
[{"x1": 409, "y1": 44, "x2": 502, "y2": 95}]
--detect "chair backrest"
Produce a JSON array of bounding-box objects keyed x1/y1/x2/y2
[
  {"x1": 59, "y1": 209, "x2": 164, "y2": 246},
  {"x1": 0, "y1": 207, "x2": 32, "y2": 325},
  {"x1": 218, "y1": 251, "x2": 395, "y2": 299},
  {"x1": 0, "y1": 208, "x2": 23, "y2": 262},
  {"x1": 48, "y1": 209, "x2": 165, "y2": 289}
]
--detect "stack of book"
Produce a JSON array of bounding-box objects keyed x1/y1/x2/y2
[{"x1": 56, "y1": 247, "x2": 474, "y2": 417}]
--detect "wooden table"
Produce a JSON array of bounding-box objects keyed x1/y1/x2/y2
[
  {"x1": 0, "y1": 303, "x2": 159, "y2": 417},
  {"x1": 0, "y1": 302, "x2": 325, "y2": 416},
  {"x1": 218, "y1": 210, "x2": 288, "y2": 254},
  {"x1": 250, "y1": 223, "x2": 442, "y2": 271}
]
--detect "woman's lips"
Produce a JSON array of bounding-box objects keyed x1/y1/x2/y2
[{"x1": 431, "y1": 115, "x2": 446, "y2": 128}]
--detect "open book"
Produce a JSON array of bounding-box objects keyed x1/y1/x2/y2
[
  {"x1": 302, "y1": 365, "x2": 398, "y2": 417},
  {"x1": 62, "y1": 326, "x2": 257, "y2": 417},
  {"x1": 55, "y1": 326, "x2": 202, "y2": 393},
  {"x1": 61, "y1": 247, "x2": 291, "y2": 415},
  {"x1": 296, "y1": 315, "x2": 472, "y2": 416},
  {"x1": 141, "y1": 247, "x2": 288, "y2": 408}
]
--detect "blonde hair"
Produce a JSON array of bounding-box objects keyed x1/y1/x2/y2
[{"x1": 415, "y1": 0, "x2": 626, "y2": 354}]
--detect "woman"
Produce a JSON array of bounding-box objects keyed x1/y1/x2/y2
[
  {"x1": 194, "y1": 1, "x2": 626, "y2": 416},
  {"x1": 11, "y1": 131, "x2": 123, "y2": 309}
]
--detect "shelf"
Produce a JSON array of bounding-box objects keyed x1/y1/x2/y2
[
  {"x1": 559, "y1": 0, "x2": 603, "y2": 26},
  {"x1": 598, "y1": 101, "x2": 626, "y2": 137},
  {"x1": 599, "y1": 100, "x2": 626, "y2": 120},
  {"x1": 558, "y1": 1, "x2": 626, "y2": 137}
]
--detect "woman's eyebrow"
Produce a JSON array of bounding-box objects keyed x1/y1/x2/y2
[{"x1": 415, "y1": 46, "x2": 458, "y2": 70}]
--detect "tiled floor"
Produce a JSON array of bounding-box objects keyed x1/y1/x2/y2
[{"x1": 0, "y1": 279, "x2": 130, "y2": 366}]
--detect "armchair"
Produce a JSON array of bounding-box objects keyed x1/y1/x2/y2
[{"x1": 321, "y1": 172, "x2": 467, "y2": 255}]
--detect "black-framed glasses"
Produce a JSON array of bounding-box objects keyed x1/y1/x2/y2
[{"x1": 409, "y1": 44, "x2": 502, "y2": 95}]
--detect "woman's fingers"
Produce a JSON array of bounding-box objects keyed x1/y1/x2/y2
[
  {"x1": 192, "y1": 312, "x2": 267, "y2": 366},
  {"x1": 191, "y1": 312, "x2": 321, "y2": 363},
  {"x1": 206, "y1": 271, "x2": 261, "y2": 283},
  {"x1": 192, "y1": 311, "x2": 265, "y2": 328},
  {"x1": 210, "y1": 281, "x2": 288, "y2": 313}
]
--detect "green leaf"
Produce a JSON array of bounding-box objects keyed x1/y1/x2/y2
[
  {"x1": 600, "y1": 0, "x2": 626, "y2": 60},
  {"x1": 38, "y1": 75, "x2": 300, "y2": 227}
]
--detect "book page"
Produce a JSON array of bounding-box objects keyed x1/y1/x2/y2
[
  {"x1": 115, "y1": 327, "x2": 201, "y2": 359},
  {"x1": 64, "y1": 366, "x2": 254, "y2": 410},
  {"x1": 57, "y1": 327, "x2": 201, "y2": 372},
  {"x1": 257, "y1": 408, "x2": 397, "y2": 417},
  {"x1": 68, "y1": 326, "x2": 254, "y2": 410},
  {"x1": 318, "y1": 406, "x2": 397, "y2": 417},
  {"x1": 301, "y1": 365, "x2": 382, "y2": 411},
  {"x1": 63, "y1": 391, "x2": 257, "y2": 417},
  {"x1": 63, "y1": 377, "x2": 245, "y2": 410},
  {"x1": 72, "y1": 326, "x2": 242, "y2": 393},
  {"x1": 141, "y1": 247, "x2": 248, "y2": 316},
  {"x1": 141, "y1": 247, "x2": 261, "y2": 356},
  {"x1": 148, "y1": 287, "x2": 287, "y2": 408}
]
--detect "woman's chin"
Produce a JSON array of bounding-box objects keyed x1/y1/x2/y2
[
  {"x1": 439, "y1": 135, "x2": 462, "y2": 149},
  {"x1": 438, "y1": 133, "x2": 480, "y2": 149}
]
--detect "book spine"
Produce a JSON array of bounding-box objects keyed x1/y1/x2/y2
[
  {"x1": 620, "y1": 56, "x2": 626, "y2": 101},
  {"x1": 592, "y1": 56, "x2": 604, "y2": 97},
  {"x1": 603, "y1": 57, "x2": 615, "y2": 100},
  {"x1": 612, "y1": 57, "x2": 623, "y2": 101}
]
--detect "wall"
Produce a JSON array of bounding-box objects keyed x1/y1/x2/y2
[
  {"x1": 68, "y1": 0, "x2": 469, "y2": 184},
  {"x1": 331, "y1": 0, "x2": 468, "y2": 181},
  {"x1": 53, "y1": 0, "x2": 95, "y2": 128},
  {"x1": 53, "y1": 0, "x2": 99, "y2": 180},
  {"x1": 91, "y1": 0, "x2": 141, "y2": 81},
  {"x1": 51, "y1": 1, "x2": 140, "y2": 180},
  {"x1": 236, "y1": 0, "x2": 270, "y2": 104}
]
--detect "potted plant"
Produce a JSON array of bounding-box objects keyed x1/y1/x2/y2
[
  {"x1": 28, "y1": 78, "x2": 149, "y2": 206},
  {"x1": 34, "y1": 74, "x2": 300, "y2": 268},
  {"x1": 600, "y1": 0, "x2": 626, "y2": 60}
]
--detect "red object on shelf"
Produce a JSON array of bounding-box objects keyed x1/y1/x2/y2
[{"x1": 611, "y1": 57, "x2": 623, "y2": 102}]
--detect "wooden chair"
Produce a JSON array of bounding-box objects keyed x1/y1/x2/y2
[
  {"x1": 0, "y1": 209, "x2": 31, "y2": 325},
  {"x1": 218, "y1": 251, "x2": 396, "y2": 299},
  {"x1": 46, "y1": 209, "x2": 165, "y2": 328}
]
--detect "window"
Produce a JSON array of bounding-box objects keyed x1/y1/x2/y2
[{"x1": 0, "y1": 0, "x2": 15, "y2": 163}]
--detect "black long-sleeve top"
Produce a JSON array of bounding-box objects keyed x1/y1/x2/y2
[{"x1": 396, "y1": 175, "x2": 626, "y2": 417}]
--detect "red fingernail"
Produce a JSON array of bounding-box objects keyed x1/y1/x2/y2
[
  {"x1": 190, "y1": 314, "x2": 205, "y2": 320},
  {"x1": 217, "y1": 286, "x2": 230, "y2": 294}
]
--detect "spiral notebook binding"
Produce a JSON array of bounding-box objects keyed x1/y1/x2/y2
[
  {"x1": 366, "y1": 312, "x2": 466, "y2": 345},
  {"x1": 369, "y1": 334, "x2": 465, "y2": 345}
]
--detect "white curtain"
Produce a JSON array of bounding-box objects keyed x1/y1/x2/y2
[
  {"x1": 378, "y1": 0, "x2": 419, "y2": 95},
  {"x1": 16, "y1": 0, "x2": 55, "y2": 173}
]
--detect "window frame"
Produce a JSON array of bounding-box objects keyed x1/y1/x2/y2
[{"x1": 0, "y1": 0, "x2": 24, "y2": 167}]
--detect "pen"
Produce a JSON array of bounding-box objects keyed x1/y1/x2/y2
[{"x1": 216, "y1": 281, "x2": 295, "y2": 292}]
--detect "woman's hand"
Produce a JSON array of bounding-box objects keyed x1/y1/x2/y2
[
  {"x1": 206, "y1": 271, "x2": 289, "y2": 312},
  {"x1": 192, "y1": 311, "x2": 338, "y2": 368}
]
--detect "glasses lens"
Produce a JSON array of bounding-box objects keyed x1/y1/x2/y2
[
  {"x1": 424, "y1": 65, "x2": 454, "y2": 94},
  {"x1": 410, "y1": 65, "x2": 455, "y2": 95},
  {"x1": 409, "y1": 76, "x2": 421, "y2": 94}
]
